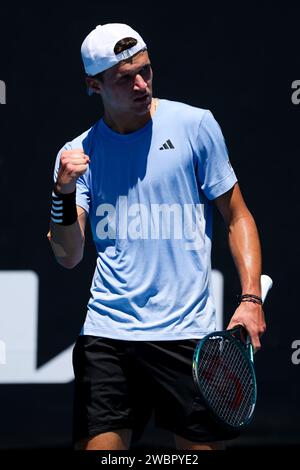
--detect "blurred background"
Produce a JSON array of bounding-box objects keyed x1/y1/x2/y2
[{"x1": 0, "y1": 1, "x2": 299, "y2": 449}]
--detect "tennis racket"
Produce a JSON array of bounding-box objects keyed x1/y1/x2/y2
[{"x1": 192, "y1": 274, "x2": 273, "y2": 432}]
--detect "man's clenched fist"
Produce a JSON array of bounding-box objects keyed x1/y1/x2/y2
[{"x1": 55, "y1": 149, "x2": 90, "y2": 194}]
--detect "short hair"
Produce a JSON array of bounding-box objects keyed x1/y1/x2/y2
[{"x1": 92, "y1": 37, "x2": 138, "y2": 81}]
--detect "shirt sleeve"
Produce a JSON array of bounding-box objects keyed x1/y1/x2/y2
[
  {"x1": 52, "y1": 143, "x2": 91, "y2": 214},
  {"x1": 195, "y1": 110, "x2": 237, "y2": 200}
]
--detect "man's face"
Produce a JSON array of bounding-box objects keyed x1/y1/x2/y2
[{"x1": 90, "y1": 50, "x2": 153, "y2": 115}]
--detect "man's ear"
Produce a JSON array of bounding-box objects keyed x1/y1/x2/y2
[{"x1": 85, "y1": 76, "x2": 102, "y2": 95}]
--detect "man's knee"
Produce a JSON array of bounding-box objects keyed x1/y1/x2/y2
[
  {"x1": 175, "y1": 434, "x2": 225, "y2": 450},
  {"x1": 75, "y1": 428, "x2": 132, "y2": 450}
]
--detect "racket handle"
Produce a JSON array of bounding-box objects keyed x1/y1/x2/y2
[
  {"x1": 246, "y1": 274, "x2": 273, "y2": 359},
  {"x1": 260, "y1": 274, "x2": 273, "y2": 304},
  {"x1": 248, "y1": 342, "x2": 254, "y2": 361}
]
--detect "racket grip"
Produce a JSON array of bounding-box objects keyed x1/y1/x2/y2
[
  {"x1": 247, "y1": 343, "x2": 254, "y2": 361},
  {"x1": 260, "y1": 274, "x2": 273, "y2": 304},
  {"x1": 246, "y1": 275, "x2": 273, "y2": 359}
]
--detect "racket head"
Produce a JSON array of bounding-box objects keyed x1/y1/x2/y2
[{"x1": 192, "y1": 326, "x2": 257, "y2": 432}]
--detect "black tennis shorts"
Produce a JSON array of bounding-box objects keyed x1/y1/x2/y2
[{"x1": 72, "y1": 335, "x2": 240, "y2": 445}]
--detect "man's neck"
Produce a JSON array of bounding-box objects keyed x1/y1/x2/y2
[{"x1": 103, "y1": 98, "x2": 158, "y2": 134}]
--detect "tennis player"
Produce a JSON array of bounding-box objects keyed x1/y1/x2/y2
[{"x1": 47, "y1": 23, "x2": 266, "y2": 450}]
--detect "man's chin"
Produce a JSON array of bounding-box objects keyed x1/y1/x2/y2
[{"x1": 133, "y1": 95, "x2": 152, "y2": 113}]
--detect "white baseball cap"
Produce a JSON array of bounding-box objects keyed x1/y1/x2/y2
[{"x1": 81, "y1": 23, "x2": 147, "y2": 76}]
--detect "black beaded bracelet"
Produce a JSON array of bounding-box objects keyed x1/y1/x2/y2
[
  {"x1": 51, "y1": 187, "x2": 78, "y2": 225},
  {"x1": 237, "y1": 293, "x2": 263, "y2": 305}
]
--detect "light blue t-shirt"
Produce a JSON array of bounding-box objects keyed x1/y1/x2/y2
[{"x1": 54, "y1": 99, "x2": 237, "y2": 340}]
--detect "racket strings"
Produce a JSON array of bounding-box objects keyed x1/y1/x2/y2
[
  {"x1": 201, "y1": 346, "x2": 249, "y2": 426},
  {"x1": 196, "y1": 336, "x2": 255, "y2": 427},
  {"x1": 220, "y1": 347, "x2": 253, "y2": 425},
  {"x1": 203, "y1": 341, "x2": 244, "y2": 419},
  {"x1": 233, "y1": 356, "x2": 255, "y2": 423},
  {"x1": 201, "y1": 340, "x2": 253, "y2": 425},
  {"x1": 208, "y1": 341, "x2": 252, "y2": 425}
]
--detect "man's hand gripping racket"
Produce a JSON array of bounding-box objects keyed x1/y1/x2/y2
[{"x1": 192, "y1": 275, "x2": 273, "y2": 432}]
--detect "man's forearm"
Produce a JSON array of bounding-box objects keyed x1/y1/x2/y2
[
  {"x1": 216, "y1": 184, "x2": 266, "y2": 348},
  {"x1": 48, "y1": 147, "x2": 90, "y2": 268},
  {"x1": 228, "y1": 212, "x2": 262, "y2": 296},
  {"x1": 48, "y1": 220, "x2": 85, "y2": 269}
]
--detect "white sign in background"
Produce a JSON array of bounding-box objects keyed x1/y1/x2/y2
[
  {"x1": 0, "y1": 270, "x2": 223, "y2": 383},
  {"x1": 0, "y1": 80, "x2": 6, "y2": 104}
]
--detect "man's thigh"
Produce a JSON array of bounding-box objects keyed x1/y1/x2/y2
[
  {"x1": 135, "y1": 339, "x2": 240, "y2": 445},
  {"x1": 72, "y1": 335, "x2": 153, "y2": 447}
]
